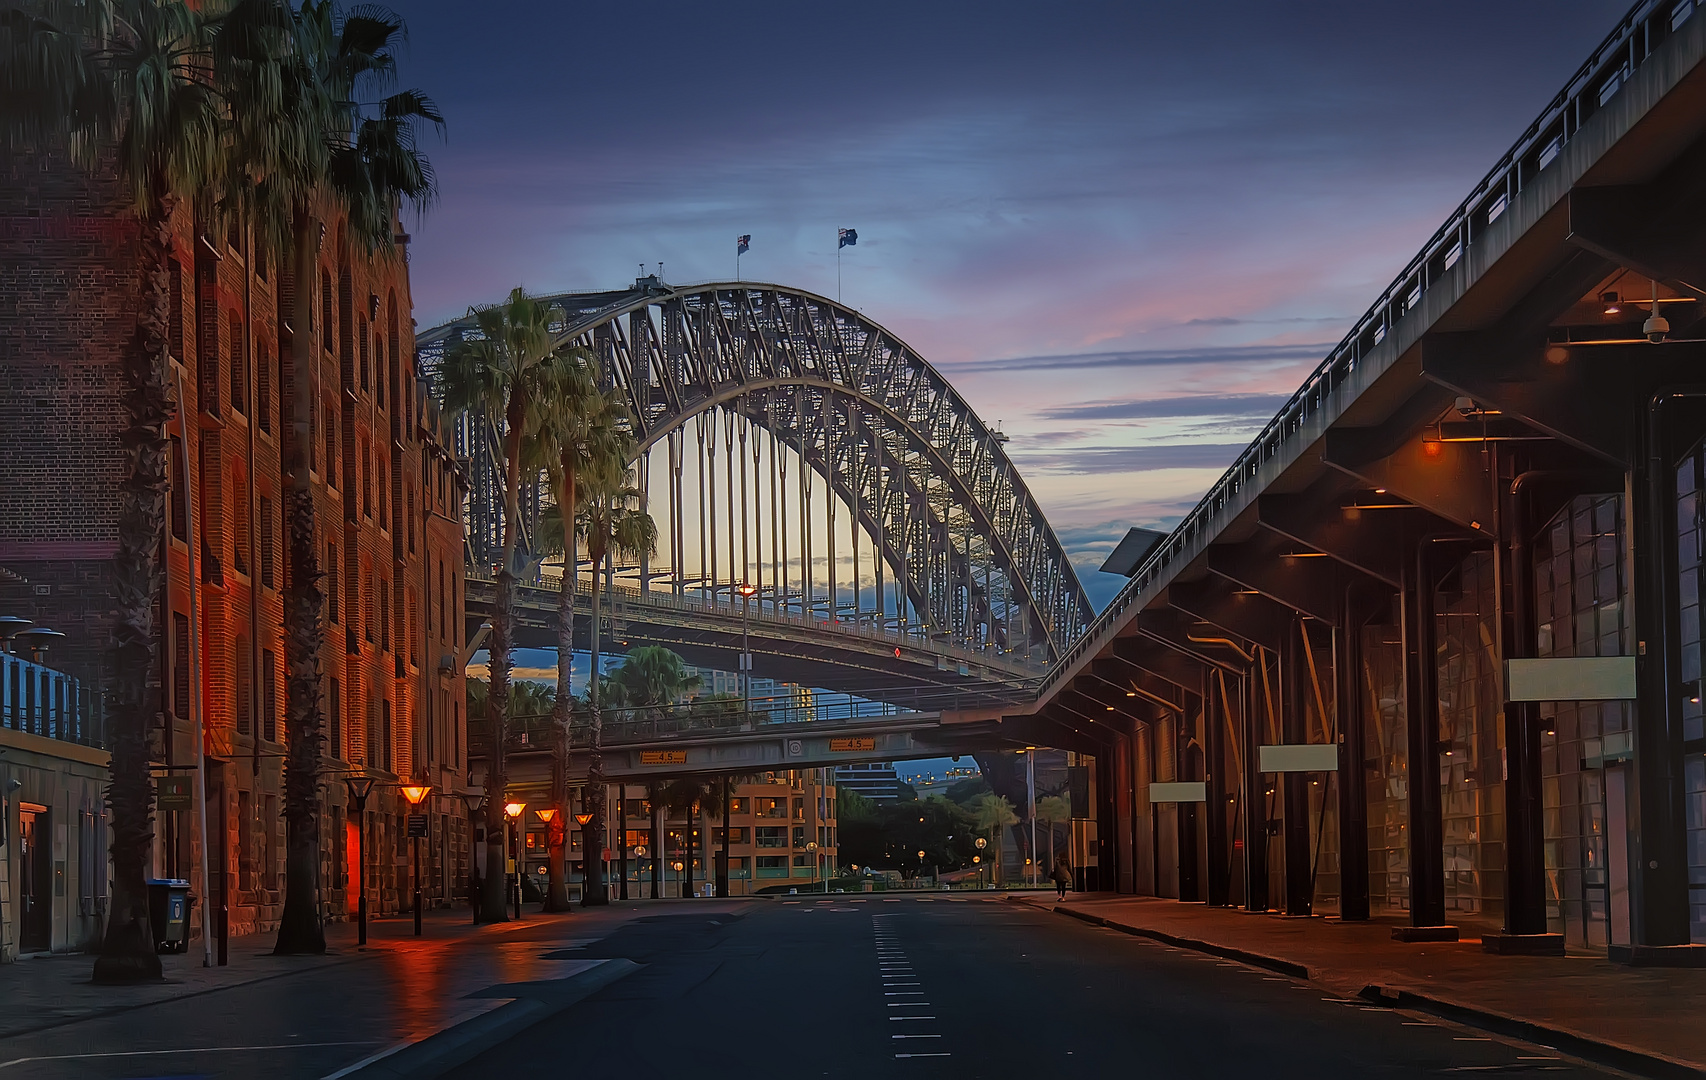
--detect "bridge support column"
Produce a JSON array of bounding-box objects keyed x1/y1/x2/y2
[
  {"x1": 1245, "y1": 655, "x2": 1272, "y2": 912},
  {"x1": 1397, "y1": 540, "x2": 1455, "y2": 941},
  {"x1": 1114, "y1": 729, "x2": 1136, "y2": 894},
  {"x1": 1097, "y1": 749, "x2": 1117, "y2": 894},
  {"x1": 1282, "y1": 619, "x2": 1312, "y2": 917},
  {"x1": 1627, "y1": 398, "x2": 1702, "y2": 959},
  {"x1": 1205, "y1": 670, "x2": 1233, "y2": 907},
  {"x1": 1178, "y1": 690, "x2": 1203, "y2": 903},
  {"x1": 1335, "y1": 590, "x2": 1371, "y2": 922}
]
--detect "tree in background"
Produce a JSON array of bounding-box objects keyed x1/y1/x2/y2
[
  {"x1": 440, "y1": 288, "x2": 561, "y2": 922},
  {"x1": 969, "y1": 792, "x2": 1018, "y2": 884},
  {"x1": 577, "y1": 453, "x2": 656, "y2": 905},
  {"x1": 1035, "y1": 795, "x2": 1073, "y2": 874}
]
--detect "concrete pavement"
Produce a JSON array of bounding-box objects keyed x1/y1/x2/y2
[{"x1": 1016, "y1": 893, "x2": 1706, "y2": 1079}]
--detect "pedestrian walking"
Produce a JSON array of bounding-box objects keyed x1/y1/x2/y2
[{"x1": 1051, "y1": 853, "x2": 1072, "y2": 900}]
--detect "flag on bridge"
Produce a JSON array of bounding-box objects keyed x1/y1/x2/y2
[
  {"x1": 838, "y1": 228, "x2": 858, "y2": 249},
  {"x1": 737, "y1": 234, "x2": 750, "y2": 255}
]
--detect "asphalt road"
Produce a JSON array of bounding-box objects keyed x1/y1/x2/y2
[{"x1": 451, "y1": 896, "x2": 1619, "y2": 1079}]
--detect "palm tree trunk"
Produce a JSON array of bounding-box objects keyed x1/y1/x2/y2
[
  {"x1": 544, "y1": 469, "x2": 574, "y2": 911},
  {"x1": 480, "y1": 388, "x2": 526, "y2": 923},
  {"x1": 276, "y1": 209, "x2": 327, "y2": 955},
  {"x1": 93, "y1": 198, "x2": 174, "y2": 985},
  {"x1": 582, "y1": 537, "x2": 608, "y2": 906}
]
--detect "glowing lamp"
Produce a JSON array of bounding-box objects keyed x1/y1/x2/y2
[
  {"x1": 504, "y1": 800, "x2": 525, "y2": 820},
  {"x1": 534, "y1": 807, "x2": 558, "y2": 823},
  {"x1": 574, "y1": 812, "x2": 594, "y2": 826},
  {"x1": 400, "y1": 783, "x2": 431, "y2": 806},
  {"x1": 738, "y1": 582, "x2": 757, "y2": 597}
]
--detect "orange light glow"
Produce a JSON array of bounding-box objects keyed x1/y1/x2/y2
[
  {"x1": 534, "y1": 807, "x2": 558, "y2": 823},
  {"x1": 574, "y1": 812, "x2": 594, "y2": 826},
  {"x1": 1422, "y1": 440, "x2": 1443, "y2": 457},
  {"x1": 400, "y1": 783, "x2": 431, "y2": 806},
  {"x1": 504, "y1": 800, "x2": 526, "y2": 819}
]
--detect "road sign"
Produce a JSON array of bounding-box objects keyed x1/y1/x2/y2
[
  {"x1": 787, "y1": 739, "x2": 804, "y2": 757},
  {"x1": 407, "y1": 813, "x2": 429, "y2": 838},
  {"x1": 639, "y1": 750, "x2": 688, "y2": 766},
  {"x1": 157, "y1": 775, "x2": 193, "y2": 811},
  {"x1": 829, "y1": 736, "x2": 876, "y2": 752}
]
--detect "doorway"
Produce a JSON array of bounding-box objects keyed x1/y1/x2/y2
[{"x1": 18, "y1": 804, "x2": 51, "y2": 952}]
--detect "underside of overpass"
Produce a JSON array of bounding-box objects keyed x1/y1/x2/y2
[{"x1": 1026, "y1": 0, "x2": 1706, "y2": 962}]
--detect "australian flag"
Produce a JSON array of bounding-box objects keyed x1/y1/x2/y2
[
  {"x1": 838, "y1": 227, "x2": 858, "y2": 249},
  {"x1": 737, "y1": 234, "x2": 750, "y2": 255}
]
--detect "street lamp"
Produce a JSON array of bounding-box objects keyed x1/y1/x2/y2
[
  {"x1": 460, "y1": 791, "x2": 485, "y2": 924},
  {"x1": 343, "y1": 775, "x2": 377, "y2": 946},
  {"x1": 975, "y1": 836, "x2": 988, "y2": 890},
  {"x1": 738, "y1": 582, "x2": 756, "y2": 729},
  {"x1": 504, "y1": 800, "x2": 526, "y2": 920},
  {"x1": 806, "y1": 840, "x2": 819, "y2": 893},
  {"x1": 400, "y1": 781, "x2": 432, "y2": 937}
]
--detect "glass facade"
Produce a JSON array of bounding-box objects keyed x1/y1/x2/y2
[
  {"x1": 1673, "y1": 448, "x2": 1706, "y2": 942},
  {"x1": 1362, "y1": 620, "x2": 1409, "y2": 918},
  {"x1": 1535, "y1": 494, "x2": 1629, "y2": 949}
]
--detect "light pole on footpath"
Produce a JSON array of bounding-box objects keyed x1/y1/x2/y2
[{"x1": 401, "y1": 781, "x2": 432, "y2": 936}]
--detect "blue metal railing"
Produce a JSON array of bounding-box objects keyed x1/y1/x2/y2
[
  {"x1": 1039, "y1": 0, "x2": 1699, "y2": 698},
  {"x1": 1, "y1": 652, "x2": 105, "y2": 749}
]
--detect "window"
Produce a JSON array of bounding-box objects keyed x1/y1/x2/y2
[
  {"x1": 756, "y1": 855, "x2": 788, "y2": 878},
  {"x1": 262, "y1": 794, "x2": 278, "y2": 890},
  {"x1": 756, "y1": 797, "x2": 787, "y2": 819},
  {"x1": 793, "y1": 853, "x2": 814, "y2": 868},
  {"x1": 438, "y1": 560, "x2": 446, "y2": 641},
  {"x1": 324, "y1": 397, "x2": 338, "y2": 483},
  {"x1": 169, "y1": 437, "x2": 188, "y2": 541},
  {"x1": 379, "y1": 579, "x2": 390, "y2": 653},
  {"x1": 364, "y1": 570, "x2": 375, "y2": 642},
  {"x1": 231, "y1": 480, "x2": 249, "y2": 576},
  {"x1": 326, "y1": 543, "x2": 339, "y2": 623},
  {"x1": 168, "y1": 258, "x2": 184, "y2": 360},
  {"x1": 360, "y1": 438, "x2": 372, "y2": 517},
  {"x1": 359, "y1": 317, "x2": 370, "y2": 392},
  {"x1": 792, "y1": 826, "x2": 806, "y2": 849},
  {"x1": 755, "y1": 826, "x2": 787, "y2": 848},
  {"x1": 793, "y1": 797, "x2": 805, "y2": 819},
  {"x1": 406, "y1": 487, "x2": 415, "y2": 552},
  {"x1": 728, "y1": 797, "x2": 748, "y2": 815},
  {"x1": 379, "y1": 699, "x2": 392, "y2": 771},
  {"x1": 259, "y1": 496, "x2": 275, "y2": 588},
  {"x1": 229, "y1": 312, "x2": 246, "y2": 413},
  {"x1": 328, "y1": 676, "x2": 342, "y2": 759},
  {"x1": 261, "y1": 648, "x2": 277, "y2": 742},
  {"x1": 321, "y1": 271, "x2": 334, "y2": 351},
  {"x1": 235, "y1": 639, "x2": 252, "y2": 735},
  {"x1": 256, "y1": 342, "x2": 271, "y2": 433},
  {"x1": 713, "y1": 827, "x2": 748, "y2": 845},
  {"x1": 198, "y1": 262, "x2": 219, "y2": 414},
  {"x1": 172, "y1": 612, "x2": 191, "y2": 719},
  {"x1": 407, "y1": 590, "x2": 417, "y2": 667}
]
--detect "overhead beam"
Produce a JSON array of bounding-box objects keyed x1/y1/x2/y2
[
  {"x1": 1568, "y1": 184, "x2": 1706, "y2": 299},
  {"x1": 1166, "y1": 580, "x2": 1290, "y2": 654},
  {"x1": 1205, "y1": 545, "x2": 1343, "y2": 624},
  {"x1": 1256, "y1": 494, "x2": 1411, "y2": 585},
  {"x1": 1322, "y1": 428, "x2": 1498, "y2": 535}
]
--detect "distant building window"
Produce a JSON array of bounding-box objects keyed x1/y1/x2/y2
[
  {"x1": 169, "y1": 437, "x2": 187, "y2": 541},
  {"x1": 236, "y1": 639, "x2": 252, "y2": 735},
  {"x1": 259, "y1": 495, "x2": 275, "y2": 588},
  {"x1": 755, "y1": 826, "x2": 787, "y2": 849},
  {"x1": 229, "y1": 312, "x2": 246, "y2": 414},
  {"x1": 172, "y1": 612, "x2": 191, "y2": 719},
  {"x1": 327, "y1": 543, "x2": 338, "y2": 623},
  {"x1": 261, "y1": 648, "x2": 277, "y2": 742},
  {"x1": 256, "y1": 342, "x2": 271, "y2": 433},
  {"x1": 728, "y1": 797, "x2": 748, "y2": 815},
  {"x1": 756, "y1": 855, "x2": 788, "y2": 878},
  {"x1": 321, "y1": 271, "x2": 334, "y2": 352},
  {"x1": 328, "y1": 676, "x2": 342, "y2": 759}
]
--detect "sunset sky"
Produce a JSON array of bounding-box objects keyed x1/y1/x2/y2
[{"x1": 395, "y1": 0, "x2": 1627, "y2": 608}]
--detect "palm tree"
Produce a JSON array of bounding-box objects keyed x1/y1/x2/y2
[
  {"x1": 610, "y1": 645, "x2": 700, "y2": 720},
  {"x1": 440, "y1": 288, "x2": 560, "y2": 922},
  {"x1": 4, "y1": 0, "x2": 226, "y2": 984},
  {"x1": 219, "y1": 0, "x2": 443, "y2": 958},
  {"x1": 969, "y1": 792, "x2": 1018, "y2": 887},
  {"x1": 1035, "y1": 795, "x2": 1072, "y2": 876},
  {"x1": 578, "y1": 456, "x2": 657, "y2": 906},
  {"x1": 528, "y1": 359, "x2": 624, "y2": 910}
]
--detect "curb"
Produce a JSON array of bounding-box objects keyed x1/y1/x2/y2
[
  {"x1": 1357, "y1": 984, "x2": 1706, "y2": 1080},
  {"x1": 1018, "y1": 898, "x2": 1704, "y2": 1080},
  {"x1": 322, "y1": 958, "x2": 640, "y2": 1079},
  {"x1": 1018, "y1": 899, "x2": 1309, "y2": 979}
]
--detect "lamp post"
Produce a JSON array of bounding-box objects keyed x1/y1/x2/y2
[
  {"x1": 634, "y1": 844, "x2": 649, "y2": 898},
  {"x1": 460, "y1": 791, "x2": 485, "y2": 924},
  {"x1": 738, "y1": 582, "x2": 756, "y2": 727},
  {"x1": 575, "y1": 810, "x2": 593, "y2": 903},
  {"x1": 504, "y1": 800, "x2": 525, "y2": 919},
  {"x1": 344, "y1": 776, "x2": 376, "y2": 945},
  {"x1": 401, "y1": 781, "x2": 432, "y2": 936},
  {"x1": 975, "y1": 836, "x2": 988, "y2": 890},
  {"x1": 806, "y1": 840, "x2": 819, "y2": 893},
  {"x1": 918, "y1": 849, "x2": 928, "y2": 886},
  {"x1": 535, "y1": 806, "x2": 559, "y2": 910}
]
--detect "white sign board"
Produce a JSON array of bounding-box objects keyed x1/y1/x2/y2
[
  {"x1": 1259, "y1": 744, "x2": 1339, "y2": 773},
  {"x1": 1147, "y1": 781, "x2": 1206, "y2": 803},
  {"x1": 1506, "y1": 657, "x2": 1636, "y2": 702}
]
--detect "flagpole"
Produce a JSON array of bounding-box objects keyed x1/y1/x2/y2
[{"x1": 837, "y1": 239, "x2": 841, "y2": 303}]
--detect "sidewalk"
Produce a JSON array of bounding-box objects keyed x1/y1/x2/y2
[
  {"x1": 1013, "y1": 893, "x2": 1706, "y2": 1078},
  {"x1": 0, "y1": 899, "x2": 720, "y2": 1078}
]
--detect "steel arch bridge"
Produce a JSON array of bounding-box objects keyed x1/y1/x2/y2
[{"x1": 417, "y1": 277, "x2": 1093, "y2": 687}]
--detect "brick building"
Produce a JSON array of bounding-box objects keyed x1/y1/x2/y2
[{"x1": 0, "y1": 153, "x2": 470, "y2": 944}]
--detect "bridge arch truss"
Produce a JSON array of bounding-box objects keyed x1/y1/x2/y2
[{"x1": 419, "y1": 280, "x2": 1093, "y2": 666}]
